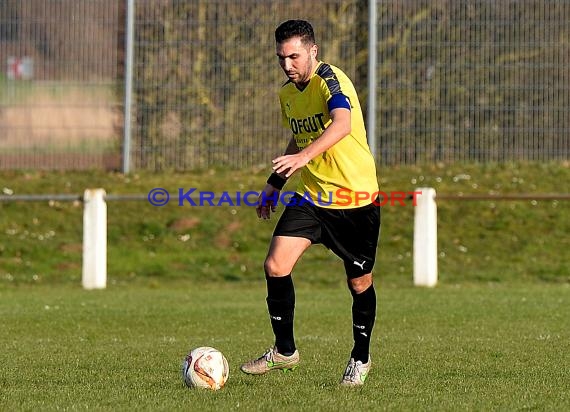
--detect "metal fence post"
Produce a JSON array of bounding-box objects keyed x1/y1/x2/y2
[
  {"x1": 367, "y1": 0, "x2": 377, "y2": 159},
  {"x1": 123, "y1": 0, "x2": 135, "y2": 174}
]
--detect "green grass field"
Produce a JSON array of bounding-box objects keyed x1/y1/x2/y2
[
  {"x1": 1, "y1": 283, "x2": 568, "y2": 411},
  {"x1": 1, "y1": 163, "x2": 569, "y2": 410}
]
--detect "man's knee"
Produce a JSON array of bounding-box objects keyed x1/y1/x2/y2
[
  {"x1": 264, "y1": 256, "x2": 291, "y2": 277},
  {"x1": 348, "y1": 273, "x2": 373, "y2": 294}
]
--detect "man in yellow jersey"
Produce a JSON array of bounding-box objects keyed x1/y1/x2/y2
[{"x1": 240, "y1": 20, "x2": 380, "y2": 386}]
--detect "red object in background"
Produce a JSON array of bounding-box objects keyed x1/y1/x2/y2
[{"x1": 7, "y1": 56, "x2": 33, "y2": 80}]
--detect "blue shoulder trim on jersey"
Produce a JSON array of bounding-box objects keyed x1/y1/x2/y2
[
  {"x1": 316, "y1": 63, "x2": 342, "y2": 94},
  {"x1": 328, "y1": 93, "x2": 351, "y2": 111},
  {"x1": 315, "y1": 63, "x2": 351, "y2": 111}
]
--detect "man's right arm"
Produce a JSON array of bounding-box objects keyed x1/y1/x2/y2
[
  {"x1": 257, "y1": 137, "x2": 298, "y2": 219},
  {"x1": 277, "y1": 137, "x2": 300, "y2": 176}
]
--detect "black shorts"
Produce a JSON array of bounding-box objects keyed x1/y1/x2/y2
[{"x1": 273, "y1": 193, "x2": 381, "y2": 278}]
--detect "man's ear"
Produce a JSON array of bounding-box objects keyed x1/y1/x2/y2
[{"x1": 311, "y1": 44, "x2": 318, "y2": 59}]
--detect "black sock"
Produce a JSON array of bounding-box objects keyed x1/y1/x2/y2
[
  {"x1": 350, "y1": 284, "x2": 376, "y2": 363},
  {"x1": 266, "y1": 274, "x2": 296, "y2": 356}
]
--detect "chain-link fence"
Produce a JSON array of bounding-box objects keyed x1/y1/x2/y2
[
  {"x1": 128, "y1": 0, "x2": 364, "y2": 170},
  {"x1": 0, "y1": 0, "x2": 122, "y2": 169},
  {"x1": 1, "y1": 0, "x2": 568, "y2": 170},
  {"x1": 377, "y1": 0, "x2": 570, "y2": 164}
]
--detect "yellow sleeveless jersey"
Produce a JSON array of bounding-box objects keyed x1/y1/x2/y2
[{"x1": 279, "y1": 61, "x2": 379, "y2": 209}]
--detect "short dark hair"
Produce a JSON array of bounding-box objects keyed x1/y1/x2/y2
[{"x1": 275, "y1": 19, "x2": 315, "y2": 45}]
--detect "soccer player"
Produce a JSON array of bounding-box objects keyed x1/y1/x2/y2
[{"x1": 240, "y1": 19, "x2": 380, "y2": 386}]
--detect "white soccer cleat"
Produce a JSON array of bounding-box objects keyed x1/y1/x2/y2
[
  {"x1": 340, "y1": 357, "x2": 371, "y2": 386},
  {"x1": 240, "y1": 347, "x2": 299, "y2": 375}
]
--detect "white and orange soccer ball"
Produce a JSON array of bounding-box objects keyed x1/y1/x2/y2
[{"x1": 182, "y1": 346, "x2": 229, "y2": 390}]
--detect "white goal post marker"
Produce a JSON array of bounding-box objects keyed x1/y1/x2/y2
[
  {"x1": 413, "y1": 188, "x2": 438, "y2": 287},
  {"x1": 78, "y1": 187, "x2": 437, "y2": 289},
  {"x1": 82, "y1": 189, "x2": 107, "y2": 289}
]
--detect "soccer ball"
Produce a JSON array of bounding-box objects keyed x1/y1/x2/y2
[{"x1": 182, "y1": 346, "x2": 229, "y2": 390}]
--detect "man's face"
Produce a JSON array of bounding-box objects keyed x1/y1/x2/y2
[{"x1": 276, "y1": 37, "x2": 317, "y2": 87}]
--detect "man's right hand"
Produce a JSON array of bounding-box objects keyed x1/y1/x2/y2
[{"x1": 256, "y1": 184, "x2": 280, "y2": 219}]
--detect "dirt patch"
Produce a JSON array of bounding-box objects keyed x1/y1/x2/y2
[
  {"x1": 59, "y1": 243, "x2": 83, "y2": 254},
  {"x1": 0, "y1": 86, "x2": 120, "y2": 148},
  {"x1": 168, "y1": 217, "x2": 201, "y2": 232},
  {"x1": 0, "y1": 86, "x2": 121, "y2": 169},
  {"x1": 0, "y1": 153, "x2": 121, "y2": 170},
  {"x1": 215, "y1": 220, "x2": 242, "y2": 248}
]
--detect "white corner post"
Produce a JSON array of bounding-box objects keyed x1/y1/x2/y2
[
  {"x1": 82, "y1": 189, "x2": 107, "y2": 289},
  {"x1": 413, "y1": 188, "x2": 438, "y2": 287}
]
